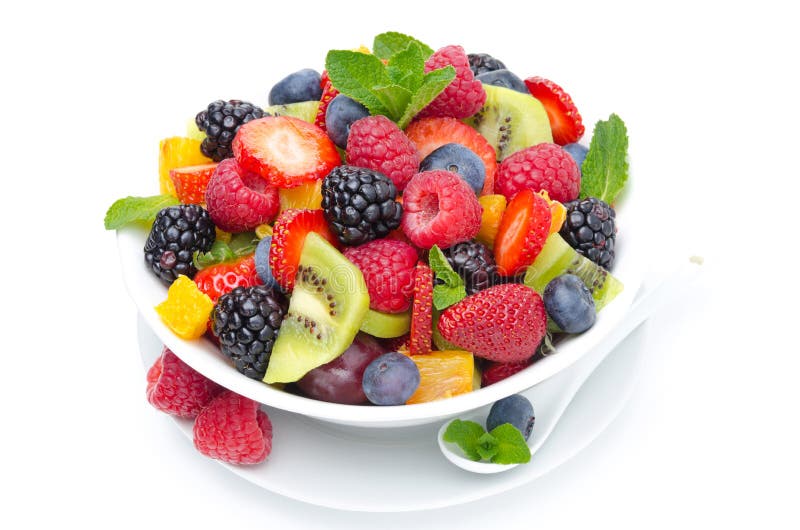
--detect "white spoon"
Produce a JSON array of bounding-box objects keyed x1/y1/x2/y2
[{"x1": 438, "y1": 257, "x2": 703, "y2": 473}]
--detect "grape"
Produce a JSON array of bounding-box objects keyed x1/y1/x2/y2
[
  {"x1": 486, "y1": 394, "x2": 535, "y2": 440},
  {"x1": 362, "y1": 352, "x2": 420, "y2": 406},
  {"x1": 542, "y1": 273, "x2": 596, "y2": 333}
]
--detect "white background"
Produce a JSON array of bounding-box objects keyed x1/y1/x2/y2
[{"x1": 2, "y1": 0, "x2": 799, "y2": 528}]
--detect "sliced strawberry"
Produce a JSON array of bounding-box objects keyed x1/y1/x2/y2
[
  {"x1": 409, "y1": 262, "x2": 433, "y2": 355},
  {"x1": 194, "y1": 255, "x2": 262, "y2": 303},
  {"x1": 269, "y1": 209, "x2": 339, "y2": 291},
  {"x1": 481, "y1": 360, "x2": 531, "y2": 387},
  {"x1": 232, "y1": 116, "x2": 341, "y2": 189},
  {"x1": 494, "y1": 189, "x2": 551, "y2": 276},
  {"x1": 169, "y1": 163, "x2": 218, "y2": 204},
  {"x1": 404, "y1": 117, "x2": 497, "y2": 196},
  {"x1": 524, "y1": 77, "x2": 585, "y2": 145},
  {"x1": 315, "y1": 77, "x2": 339, "y2": 132}
]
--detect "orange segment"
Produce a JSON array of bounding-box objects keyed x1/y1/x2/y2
[
  {"x1": 537, "y1": 190, "x2": 567, "y2": 234},
  {"x1": 475, "y1": 194, "x2": 507, "y2": 249},
  {"x1": 405, "y1": 350, "x2": 474, "y2": 404},
  {"x1": 278, "y1": 179, "x2": 323, "y2": 212},
  {"x1": 155, "y1": 275, "x2": 214, "y2": 340},
  {"x1": 158, "y1": 137, "x2": 213, "y2": 196}
]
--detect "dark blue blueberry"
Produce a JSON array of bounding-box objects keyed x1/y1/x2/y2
[
  {"x1": 486, "y1": 394, "x2": 535, "y2": 440},
  {"x1": 562, "y1": 143, "x2": 589, "y2": 171},
  {"x1": 362, "y1": 352, "x2": 420, "y2": 406},
  {"x1": 325, "y1": 95, "x2": 370, "y2": 149},
  {"x1": 543, "y1": 273, "x2": 596, "y2": 333},
  {"x1": 419, "y1": 143, "x2": 486, "y2": 195},
  {"x1": 475, "y1": 69, "x2": 528, "y2": 93},
  {"x1": 268, "y1": 69, "x2": 322, "y2": 106},
  {"x1": 254, "y1": 236, "x2": 279, "y2": 290}
]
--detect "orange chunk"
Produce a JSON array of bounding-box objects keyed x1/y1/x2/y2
[
  {"x1": 537, "y1": 190, "x2": 567, "y2": 234},
  {"x1": 278, "y1": 179, "x2": 323, "y2": 212},
  {"x1": 158, "y1": 137, "x2": 212, "y2": 196},
  {"x1": 475, "y1": 194, "x2": 507, "y2": 249},
  {"x1": 405, "y1": 350, "x2": 474, "y2": 404},
  {"x1": 155, "y1": 275, "x2": 214, "y2": 340}
]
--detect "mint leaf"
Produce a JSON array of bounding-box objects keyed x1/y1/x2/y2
[
  {"x1": 580, "y1": 113, "x2": 629, "y2": 203},
  {"x1": 228, "y1": 231, "x2": 258, "y2": 255},
  {"x1": 325, "y1": 50, "x2": 391, "y2": 115},
  {"x1": 193, "y1": 233, "x2": 258, "y2": 270},
  {"x1": 373, "y1": 32, "x2": 433, "y2": 61},
  {"x1": 372, "y1": 85, "x2": 412, "y2": 119},
  {"x1": 387, "y1": 42, "x2": 425, "y2": 91},
  {"x1": 104, "y1": 195, "x2": 179, "y2": 230},
  {"x1": 477, "y1": 432, "x2": 500, "y2": 461},
  {"x1": 443, "y1": 419, "x2": 486, "y2": 461},
  {"x1": 396, "y1": 66, "x2": 455, "y2": 129},
  {"x1": 428, "y1": 245, "x2": 467, "y2": 310},
  {"x1": 489, "y1": 423, "x2": 531, "y2": 464}
]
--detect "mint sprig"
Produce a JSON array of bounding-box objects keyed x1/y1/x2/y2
[
  {"x1": 443, "y1": 419, "x2": 531, "y2": 465},
  {"x1": 193, "y1": 232, "x2": 258, "y2": 270},
  {"x1": 580, "y1": 113, "x2": 629, "y2": 203},
  {"x1": 428, "y1": 245, "x2": 467, "y2": 310},
  {"x1": 104, "y1": 194, "x2": 180, "y2": 230},
  {"x1": 373, "y1": 32, "x2": 434, "y2": 61}
]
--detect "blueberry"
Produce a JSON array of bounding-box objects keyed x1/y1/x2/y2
[
  {"x1": 543, "y1": 273, "x2": 596, "y2": 333},
  {"x1": 268, "y1": 69, "x2": 322, "y2": 106},
  {"x1": 486, "y1": 394, "x2": 535, "y2": 440},
  {"x1": 475, "y1": 69, "x2": 528, "y2": 94},
  {"x1": 362, "y1": 352, "x2": 420, "y2": 406},
  {"x1": 325, "y1": 95, "x2": 370, "y2": 149},
  {"x1": 562, "y1": 143, "x2": 588, "y2": 170},
  {"x1": 254, "y1": 236, "x2": 279, "y2": 290},
  {"x1": 419, "y1": 143, "x2": 486, "y2": 195}
]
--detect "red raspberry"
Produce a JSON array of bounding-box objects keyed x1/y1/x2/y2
[
  {"x1": 401, "y1": 170, "x2": 482, "y2": 249},
  {"x1": 418, "y1": 45, "x2": 486, "y2": 120},
  {"x1": 481, "y1": 360, "x2": 532, "y2": 387},
  {"x1": 346, "y1": 115, "x2": 419, "y2": 191},
  {"x1": 193, "y1": 390, "x2": 272, "y2": 465},
  {"x1": 495, "y1": 143, "x2": 580, "y2": 204},
  {"x1": 343, "y1": 239, "x2": 418, "y2": 313},
  {"x1": 205, "y1": 158, "x2": 279, "y2": 233},
  {"x1": 146, "y1": 346, "x2": 223, "y2": 418}
]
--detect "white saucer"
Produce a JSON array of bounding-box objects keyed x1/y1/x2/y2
[{"x1": 138, "y1": 314, "x2": 646, "y2": 512}]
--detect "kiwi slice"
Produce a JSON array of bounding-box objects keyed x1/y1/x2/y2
[
  {"x1": 523, "y1": 233, "x2": 623, "y2": 312},
  {"x1": 360, "y1": 308, "x2": 411, "y2": 338},
  {"x1": 465, "y1": 84, "x2": 552, "y2": 160},
  {"x1": 263, "y1": 101, "x2": 320, "y2": 124},
  {"x1": 263, "y1": 232, "x2": 369, "y2": 384}
]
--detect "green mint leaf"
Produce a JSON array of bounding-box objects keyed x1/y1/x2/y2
[
  {"x1": 387, "y1": 42, "x2": 425, "y2": 91},
  {"x1": 477, "y1": 432, "x2": 500, "y2": 461},
  {"x1": 428, "y1": 245, "x2": 467, "y2": 310},
  {"x1": 580, "y1": 113, "x2": 629, "y2": 203},
  {"x1": 372, "y1": 85, "x2": 412, "y2": 121},
  {"x1": 228, "y1": 232, "x2": 258, "y2": 256},
  {"x1": 443, "y1": 419, "x2": 486, "y2": 461},
  {"x1": 193, "y1": 240, "x2": 235, "y2": 270},
  {"x1": 325, "y1": 50, "x2": 391, "y2": 116},
  {"x1": 396, "y1": 65, "x2": 455, "y2": 129},
  {"x1": 104, "y1": 194, "x2": 179, "y2": 230},
  {"x1": 433, "y1": 285, "x2": 468, "y2": 311},
  {"x1": 489, "y1": 423, "x2": 531, "y2": 465},
  {"x1": 372, "y1": 32, "x2": 433, "y2": 61}
]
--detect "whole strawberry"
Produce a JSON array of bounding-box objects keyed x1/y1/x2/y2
[{"x1": 146, "y1": 347, "x2": 223, "y2": 418}]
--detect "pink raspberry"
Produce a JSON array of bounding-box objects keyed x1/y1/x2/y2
[
  {"x1": 401, "y1": 170, "x2": 483, "y2": 249},
  {"x1": 417, "y1": 45, "x2": 486, "y2": 120},
  {"x1": 495, "y1": 143, "x2": 580, "y2": 203},
  {"x1": 146, "y1": 346, "x2": 223, "y2": 418},
  {"x1": 343, "y1": 239, "x2": 418, "y2": 313},
  {"x1": 346, "y1": 115, "x2": 419, "y2": 191},
  {"x1": 205, "y1": 158, "x2": 280, "y2": 233}
]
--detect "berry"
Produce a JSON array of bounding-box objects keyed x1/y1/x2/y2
[
  {"x1": 325, "y1": 95, "x2": 370, "y2": 149},
  {"x1": 467, "y1": 53, "x2": 507, "y2": 76},
  {"x1": 438, "y1": 283, "x2": 547, "y2": 363},
  {"x1": 441, "y1": 241, "x2": 498, "y2": 295},
  {"x1": 211, "y1": 285, "x2": 288, "y2": 380},
  {"x1": 346, "y1": 115, "x2": 419, "y2": 191},
  {"x1": 315, "y1": 76, "x2": 339, "y2": 132},
  {"x1": 253, "y1": 236, "x2": 279, "y2": 290},
  {"x1": 169, "y1": 163, "x2": 218, "y2": 204},
  {"x1": 562, "y1": 142, "x2": 588, "y2": 170},
  {"x1": 524, "y1": 77, "x2": 585, "y2": 145},
  {"x1": 475, "y1": 194, "x2": 507, "y2": 249},
  {"x1": 418, "y1": 45, "x2": 486, "y2": 120},
  {"x1": 195, "y1": 100, "x2": 264, "y2": 161},
  {"x1": 269, "y1": 208, "x2": 339, "y2": 291},
  {"x1": 268, "y1": 68, "x2": 322, "y2": 106},
  {"x1": 146, "y1": 346, "x2": 222, "y2": 418},
  {"x1": 419, "y1": 143, "x2": 485, "y2": 195},
  {"x1": 475, "y1": 69, "x2": 527, "y2": 93},
  {"x1": 194, "y1": 255, "x2": 263, "y2": 303},
  {"x1": 494, "y1": 189, "x2": 552, "y2": 276},
  {"x1": 204, "y1": 158, "x2": 280, "y2": 233},
  {"x1": 400, "y1": 170, "x2": 482, "y2": 249},
  {"x1": 559, "y1": 197, "x2": 617, "y2": 269},
  {"x1": 486, "y1": 394, "x2": 535, "y2": 441},
  {"x1": 362, "y1": 352, "x2": 421, "y2": 406},
  {"x1": 320, "y1": 165, "x2": 403, "y2": 246},
  {"x1": 144, "y1": 204, "x2": 215, "y2": 284},
  {"x1": 155, "y1": 275, "x2": 215, "y2": 340},
  {"x1": 343, "y1": 239, "x2": 417, "y2": 313},
  {"x1": 193, "y1": 390, "x2": 273, "y2": 465},
  {"x1": 495, "y1": 143, "x2": 580, "y2": 204},
  {"x1": 409, "y1": 262, "x2": 433, "y2": 355},
  {"x1": 481, "y1": 360, "x2": 531, "y2": 387},
  {"x1": 543, "y1": 274, "x2": 597, "y2": 333}
]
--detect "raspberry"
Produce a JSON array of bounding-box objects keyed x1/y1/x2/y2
[
  {"x1": 205, "y1": 158, "x2": 280, "y2": 233},
  {"x1": 481, "y1": 360, "x2": 531, "y2": 387},
  {"x1": 346, "y1": 115, "x2": 419, "y2": 191},
  {"x1": 146, "y1": 347, "x2": 223, "y2": 418},
  {"x1": 418, "y1": 45, "x2": 486, "y2": 120},
  {"x1": 343, "y1": 239, "x2": 418, "y2": 313},
  {"x1": 400, "y1": 170, "x2": 482, "y2": 249},
  {"x1": 495, "y1": 143, "x2": 581, "y2": 204},
  {"x1": 193, "y1": 390, "x2": 272, "y2": 465}
]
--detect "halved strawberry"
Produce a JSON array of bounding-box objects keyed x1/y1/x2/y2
[
  {"x1": 409, "y1": 262, "x2": 433, "y2": 355},
  {"x1": 404, "y1": 117, "x2": 497, "y2": 196},
  {"x1": 524, "y1": 77, "x2": 585, "y2": 145},
  {"x1": 268, "y1": 209, "x2": 339, "y2": 291},
  {"x1": 494, "y1": 189, "x2": 551, "y2": 276},
  {"x1": 169, "y1": 163, "x2": 218, "y2": 204},
  {"x1": 314, "y1": 76, "x2": 339, "y2": 132},
  {"x1": 232, "y1": 116, "x2": 341, "y2": 189},
  {"x1": 194, "y1": 255, "x2": 262, "y2": 303}
]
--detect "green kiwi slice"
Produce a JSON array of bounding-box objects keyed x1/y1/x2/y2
[
  {"x1": 360, "y1": 308, "x2": 411, "y2": 338},
  {"x1": 263, "y1": 101, "x2": 320, "y2": 124},
  {"x1": 465, "y1": 84, "x2": 552, "y2": 160},
  {"x1": 263, "y1": 233, "x2": 369, "y2": 384}
]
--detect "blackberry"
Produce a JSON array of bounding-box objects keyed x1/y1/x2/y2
[
  {"x1": 321, "y1": 165, "x2": 403, "y2": 246},
  {"x1": 560, "y1": 197, "x2": 617, "y2": 269},
  {"x1": 212, "y1": 285, "x2": 288, "y2": 380},
  {"x1": 441, "y1": 241, "x2": 498, "y2": 295},
  {"x1": 144, "y1": 205, "x2": 215, "y2": 284},
  {"x1": 467, "y1": 53, "x2": 507, "y2": 77},
  {"x1": 195, "y1": 100, "x2": 264, "y2": 161}
]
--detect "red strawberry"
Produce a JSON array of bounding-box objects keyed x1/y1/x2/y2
[
  {"x1": 169, "y1": 163, "x2": 218, "y2": 204},
  {"x1": 409, "y1": 262, "x2": 433, "y2": 355},
  {"x1": 146, "y1": 346, "x2": 223, "y2": 418},
  {"x1": 438, "y1": 284, "x2": 546, "y2": 363},
  {"x1": 494, "y1": 189, "x2": 551, "y2": 276},
  {"x1": 194, "y1": 255, "x2": 262, "y2": 302},
  {"x1": 269, "y1": 208, "x2": 339, "y2": 291},
  {"x1": 417, "y1": 45, "x2": 486, "y2": 120},
  {"x1": 524, "y1": 77, "x2": 585, "y2": 145},
  {"x1": 481, "y1": 360, "x2": 532, "y2": 387},
  {"x1": 232, "y1": 116, "x2": 341, "y2": 189},
  {"x1": 315, "y1": 76, "x2": 339, "y2": 132}
]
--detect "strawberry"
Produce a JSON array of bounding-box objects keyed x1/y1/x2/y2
[
  {"x1": 194, "y1": 255, "x2": 263, "y2": 302},
  {"x1": 409, "y1": 262, "x2": 433, "y2": 355},
  {"x1": 438, "y1": 284, "x2": 546, "y2": 363},
  {"x1": 481, "y1": 360, "x2": 531, "y2": 387},
  {"x1": 494, "y1": 189, "x2": 551, "y2": 276},
  {"x1": 169, "y1": 163, "x2": 218, "y2": 204},
  {"x1": 524, "y1": 77, "x2": 585, "y2": 145},
  {"x1": 314, "y1": 75, "x2": 339, "y2": 132},
  {"x1": 269, "y1": 208, "x2": 339, "y2": 291}
]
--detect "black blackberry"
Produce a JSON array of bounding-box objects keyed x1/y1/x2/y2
[
  {"x1": 442, "y1": 241, "x2": 498, "y2": 295},
  {"x1": 212, "y1": 285, "x2": 288, "y2": 380},
  {"x1": 144, "y1": 205, "x2": 215, "y2": 284},
  {"x1": 467, "y1": 53, "x2": 507, "y2": 77},
  {"x1": 321, "y1": 165, "x2": 403, "y2": 246},
  {"x1": 560, "y1": 197, "x2": 617, "y2": 269},
  {"x1": 195, "y1": 99, "x2": 264, "y2": 161}
]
